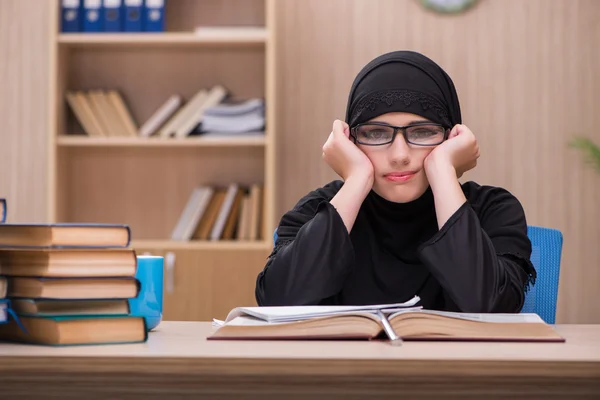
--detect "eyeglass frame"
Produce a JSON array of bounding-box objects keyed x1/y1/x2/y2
[{"x1": 349, "y1": 121, "x2": 450, "y2": 147}]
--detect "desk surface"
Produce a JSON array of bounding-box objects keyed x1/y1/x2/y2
[{"x1": 1, "y1": 322, "x2": 599, "y2": 399}]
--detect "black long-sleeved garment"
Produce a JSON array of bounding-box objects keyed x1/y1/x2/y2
[{"x1": 255, "y1": 180, "x2": 536, "y2": 313}]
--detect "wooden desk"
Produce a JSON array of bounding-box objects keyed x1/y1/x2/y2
[{"x1": 1, "y1": 322, "x2": 599, "y2": 399}]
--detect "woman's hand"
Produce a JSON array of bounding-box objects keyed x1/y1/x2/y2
[
  {"x1": 424, "y1": 124, "x2": 478, "y2": 229},
  {"x1": 424, "y1": 124, "x2": 480, "y2": 179},
  {"x1": 322, "y1": 119, "x2": 374, "y2": 185},
  {"x1": 324, "y1": 120, "x2": 374, "y2": 232}
]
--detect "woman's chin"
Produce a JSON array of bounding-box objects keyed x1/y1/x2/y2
[{"x1": 373, "y1": 180, "x2": 429, "y2": 203}]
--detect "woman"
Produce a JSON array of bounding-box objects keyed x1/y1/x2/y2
[{"x1": 255, "y1": 50, "x2": 536, "y2": 313}]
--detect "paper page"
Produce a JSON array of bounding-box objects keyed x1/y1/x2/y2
[
  {"x1": 225, "y1": 316, "x2": 282, "y2": 326},
  {"x1": 389, "y1": 309, "x2": 544, "y2": 323},
  {"x1": 224, "y1": 296, "x2": 421, "y2": 323}
]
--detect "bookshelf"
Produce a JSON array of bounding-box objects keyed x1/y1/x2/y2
[
  {"x1": 47, "y1": 0, "x2": 276, "y2": 321},
  {"x1": 56, "y1": 135, "x2": 266, "y2": 147},
  {"x1": 57, "y1": 29, "x2": 268, "y2": 47}
]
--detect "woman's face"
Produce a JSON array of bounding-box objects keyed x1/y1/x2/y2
[{"x1": 355, "y1": 112, "x2": 441, "y2": 203}]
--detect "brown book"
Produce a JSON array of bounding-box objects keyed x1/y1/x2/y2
[
  {"x1": 191, "y1": 189, "x2": 227, "y2": 240},
  {"x1": 106, "y1": 90, "x2": 138, "y2": 137},
  {"x1": 0, "y1": 248, "x2": 136, "y2": 277},
  {"x1": 10, "y1": 299, "x2": 129, "y2": 317},
  {"x1": 236, "y1": 194, "x2": 252, "y2": 240},
  {"x1": 0, "y1": 277, "x2": 6, "y2": 298},
  {"x1": 208, "y1": 305, "x2": 565, "y2": 343},
  {"x1": 222, "y1": 187, "x2": 244, "y2": 240},
  {"x1": 0, "y1": 315, "x2": 147, "y2": 346},
  {"x1": 7, "y1": 277, "x2": 138, "y2": 300},
  {"x1": 65, "y1": 91, "x2": 104, "y2": 137},
  {"x1": 248, "y1": 184, "x2": 263, "y2": 240},
  {"x1": 0, "y1": 223, "x2": 130, "y2": 248},
  {"x1": 86, "y1": 90, "x2": 117, "y2": 136}
]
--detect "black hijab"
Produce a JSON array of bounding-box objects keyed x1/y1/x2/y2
[
  {"x1": 343, "y1": 51, "x2": 461, "y2": 301},
  {"x1": 346, "y1": 50, "x2": 461, "y2": 128}
]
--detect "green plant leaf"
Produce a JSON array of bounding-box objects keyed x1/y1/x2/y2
[{"x1": 569, "y1": 137, "x2": 600, "y2": 173}]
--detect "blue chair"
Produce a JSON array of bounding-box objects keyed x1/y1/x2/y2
[
  {"x1": 522, "y1": 226, "x2": 563, "y2": 324},
  {"x1": 273, "y1": 226, "x2": 563, "y2": 323}
]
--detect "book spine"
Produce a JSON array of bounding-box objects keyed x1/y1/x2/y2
[{"x1": 1, "y1": 198, "x2": 6, "y2": 223}]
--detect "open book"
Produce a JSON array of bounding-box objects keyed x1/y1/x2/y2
[{"x1": 208, "y1": 297, "x2": 564, "y2": 342}]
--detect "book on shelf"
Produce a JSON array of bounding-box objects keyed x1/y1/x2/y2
[
  {"x1": 170, "y1": 186, "x2": 214, "y2": 241},
  {"x1": 61, "y1": 0, "x2": 164, "y2": 33},
  {"x1": 209, "y1": 297, "x2": 565, "y2": 343},
  {"x1": 174, "y1": 85, "x2": 228, "y2": 138},
  {"x1": 66, "y1": 86, "x2": 266, "y2": 139},
  {"x1": 157, "y1": 88, "x2": 209, "y2": 138},
  {"x1": 0, "y1": 277, "x2": 6, "y2": 299},
  {"x1": 65, "y1": 89, "x2": 138, "y2": 137},
  {"x1": 157, "y1": 85, "x2": 229, "y2": 138},
  {"x1": 211, "y1": 183, "x2": 243, "y2": 241},
  {"x1": 197, "y1": 98, "x2": 265, "y2": 134},
  {"x1": 171, "y1": 183, "x2": 263, "y2": 242},
  {"x1": 139, "y1": 94, "x2": 182, "y2": 137}
]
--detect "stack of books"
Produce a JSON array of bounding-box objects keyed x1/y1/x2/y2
[
  {"x1": 197, "y1": 98, "x2": 265, "y2": 135},
  {"x1": 0, "y1": 199, "x2": 147, "y2": 346}
]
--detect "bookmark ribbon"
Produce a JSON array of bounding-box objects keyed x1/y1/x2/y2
[{"x1": 6, "y1": 303, "x2": 28, "y2": 334}]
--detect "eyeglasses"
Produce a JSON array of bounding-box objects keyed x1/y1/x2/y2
[{"x1": 350, "y1": 121, "x2": 449, "y2": 146}]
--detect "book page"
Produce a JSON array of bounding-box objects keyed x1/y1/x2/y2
[
  {"x1": 390, "y1": 309, "x2": 544, "y2": 323},
  {"x1": 224, "y1": 296, "x2": 421, "y2": 323},
  {"x1": 224, "y1": 316, "x2": 285, "y2": 326}
]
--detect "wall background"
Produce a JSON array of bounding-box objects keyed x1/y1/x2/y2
[{"x1": 1, "y1": 0, "x2": 599, "y2": 323}]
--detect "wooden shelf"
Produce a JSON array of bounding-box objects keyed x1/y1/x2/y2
[
  {"x1": 131, "y1": 239, "x2": 271, "y2": 251},
  {"x1": 57, "y1": 29, "x2": 268, "y2": 48},
  {"x1": 56, "y1": 134, "x2": 266, "y2": 147},
  {"x1": 48, "y1": 0, "x2": 276, "y2": 322}
]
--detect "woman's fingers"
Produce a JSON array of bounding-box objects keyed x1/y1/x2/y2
[{"x1": 333, "y1": 119, "x2": 350, "y2": 138}]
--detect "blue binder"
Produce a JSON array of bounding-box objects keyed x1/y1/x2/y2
[
  {"x1": 124, "y1": 0, "x2": 144, "y2": 32},
  {"x1": 103, "y1": 0, "x2": 123, "y2": 32},
  {"x1": 61, "y1": 0, "x2": 82, "y2": 32},
  {"x1": 83, "y1": 0, "x2": 103, "y2": 32},
  {"x1": 143, "y1": 0, "x2": 165, "y2": 32}
]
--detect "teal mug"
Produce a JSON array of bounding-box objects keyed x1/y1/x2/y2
[{"x1": 129, "y1": 255, "x2": 164, "y2": 331}]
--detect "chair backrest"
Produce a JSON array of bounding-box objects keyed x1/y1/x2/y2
[{"x1": 522, "y1": 226, "x2": 563, "y2": 324}]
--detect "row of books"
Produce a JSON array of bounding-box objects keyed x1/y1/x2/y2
[
  {"x1": 171, "y1": 183, "x2": 263, "y2": 241},
  {"x1": 61, "y1": 0, "x2": 165, "y2": 33},
  {"x1": 138, "y1": 86, "x2": 265, "y2": 138},
  {"x1": 66, "y1": 86, "x2": 265, "y2": 138},
  {"x1": 66, "y1": 90, "x2": 138, "y2": 137},
  {"x1": 0, "y1": 198, "x2": 147, "y2": 346}
]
